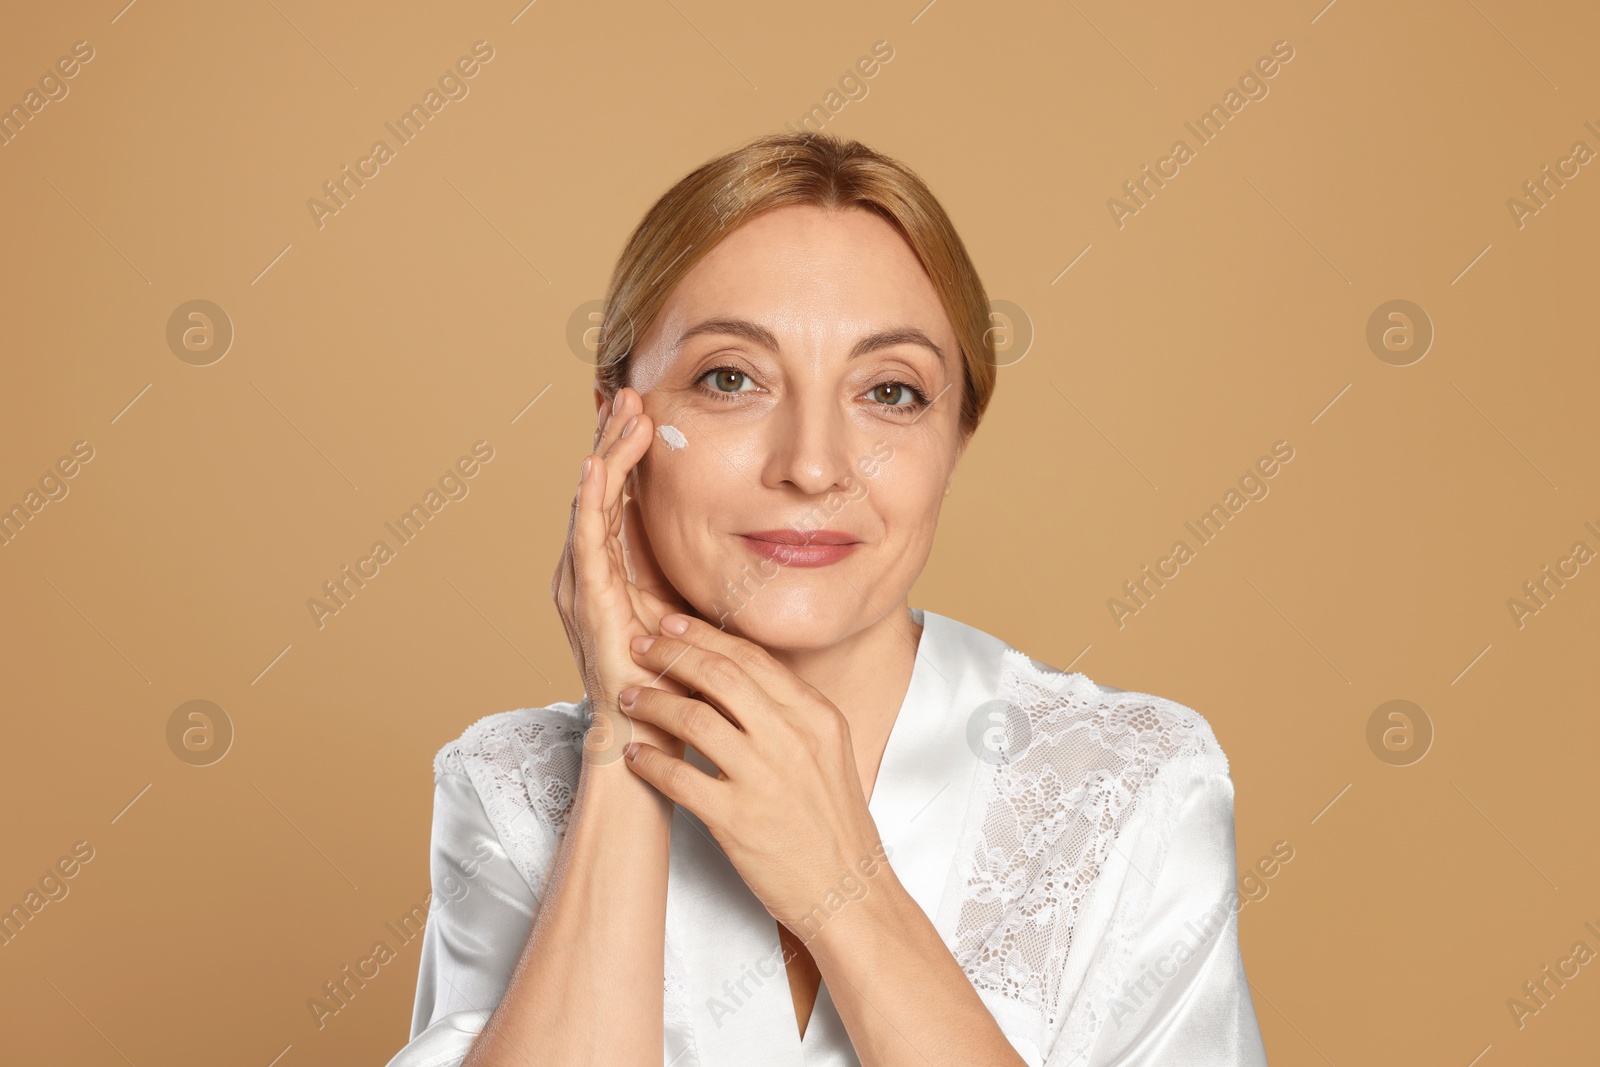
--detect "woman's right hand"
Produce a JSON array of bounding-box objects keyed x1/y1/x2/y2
[{"x1": 551, "y1": 385, "x2": 693, "y2": 766}]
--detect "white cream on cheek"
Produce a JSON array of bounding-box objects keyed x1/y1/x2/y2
[{"x1": 657, "y1": 424, "x2": 688, "y2": 451}]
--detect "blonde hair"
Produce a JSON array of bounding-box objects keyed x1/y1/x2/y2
[{"x1": 594, "y1": 131, "x2": 999, "y2": 437}]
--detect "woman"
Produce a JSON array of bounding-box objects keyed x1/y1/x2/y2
[{"x1": 386, "y1": 132, "x2": 1269, "y2": 1067}]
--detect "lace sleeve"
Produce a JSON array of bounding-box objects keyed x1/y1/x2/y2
[
  {"x1": 436, "y1": 703, "x2": 588, "y2": 890},
  {"x1": 942, "y1": 652, "x2": 1243, "y2": 1066}
]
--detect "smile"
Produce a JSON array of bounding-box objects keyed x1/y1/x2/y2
[{"x1": 737, "y1": 529, "x2": 861, "y2": 568}]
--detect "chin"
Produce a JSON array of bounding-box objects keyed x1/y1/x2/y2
[
  {"x1": 686, "y1": 585, "x2": 864, "y2": 651},
  {"x1": 724, "y1": 613, "x2": 849, "y2": 653}
]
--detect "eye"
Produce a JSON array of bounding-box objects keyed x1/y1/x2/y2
[
  {"x1": 863, "y1": 380, "x2": 930, "y2": 414},
  {"x1": 697, "y1": 367, "x2": 758, "y2": 397},
  {"x1": 695, "y1": 366, "x2": 931, "y2": 416}
]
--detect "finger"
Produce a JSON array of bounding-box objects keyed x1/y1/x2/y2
[
  {"x1": 552, "y1": 465, "x2": 583, "y2": 613},
  {"x1": 591, "y1": 392, "x2": 615, "y2": 453},
  {"x1": 563, "y1": 397, "x2": 601, "y2": 573},
  {"x1": 629, "y1": 633, "x2": 767, "y2": 730},
  {"x1": 623, "y1": 741, "x2": 721, "y2": 817},
  {"x1": 655, "y1": 612, "x2": 810, "y2": 705},
  {"x1": 600, "y1": 398, "x2": 652, "y2": 515},
  {"x1": 553, "y1": 514, "x2": 590, "y2": 691},
  {"x1": 619, "y1": 686, "x2": 749, "y2": 776},
  {"x1": 571, "y1": 451, "x2": 615, "y2": 624},
  {"x1": 593, "y1": 386, "x2": 635, "y2": 472}
]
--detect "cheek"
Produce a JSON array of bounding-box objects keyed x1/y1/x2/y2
[
  {"x1": 632, "y1": 436, "x2": 721, "y2": 556},
  {"x1": 861, "y1": 456, "x2": 950, "y2": 534}
]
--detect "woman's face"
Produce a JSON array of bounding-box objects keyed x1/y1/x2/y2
[{"x1": 618, "y1": 203, "x2": 970, "y2": 651}]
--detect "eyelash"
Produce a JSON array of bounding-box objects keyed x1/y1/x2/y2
[{"x1": 695, "y1": 366, "x2": 931, "y2": 416}]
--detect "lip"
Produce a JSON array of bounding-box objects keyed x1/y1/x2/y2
[{"x1": 738, "y1": 529, "x2": 861, "y2": 568}]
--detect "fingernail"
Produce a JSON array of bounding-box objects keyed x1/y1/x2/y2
[
  {"x1": 618, "y1": 686, "x2": 639, "y2": 708},
  {"x1": 624, "y1": 742, "x2": 641, "y2": 761},
  {"x1": 621, "y1": 415, "x2": 638, "y2": 438},
  {"x1": 597, "y1": 402, "x2": 610, "y2": 429},
  {"x1": 580, "y1": 456, "x2": 592, "y2": 482},
  {"x1": 631, "y1": 634, "x2": 656, "y2": 654},
  {"x1": 661, "y1": 614, "x2": 688, "y2": 635}
]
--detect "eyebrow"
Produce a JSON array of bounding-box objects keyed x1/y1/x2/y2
[{"x1": 673, "y1": 317, "x2": 947, "y2": 367}]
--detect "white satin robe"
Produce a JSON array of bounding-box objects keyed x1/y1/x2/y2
[{"x1": 385, "y1": 607, "x2": 1270, "y2": 1066}]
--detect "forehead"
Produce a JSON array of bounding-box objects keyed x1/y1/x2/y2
[{"x1": 649, "y1": 204, "x2": 954, "y2": 348}]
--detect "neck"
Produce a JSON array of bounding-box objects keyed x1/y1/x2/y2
[{"x1": 767, "y1": 604, "x2": 924, "y2": 803}]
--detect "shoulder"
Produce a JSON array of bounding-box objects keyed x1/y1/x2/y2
[
  {"x1": 928, "y1": 610, "x2": 1229, "y2": 780},
  {"x1": 996, "y1": 645, "x2": 1231, "y2": 781},
  {"x1": 431, "y1": 699, "x2": 590, "y2": 873},
  {"x1": 433, "y1": 699, "x2": 588, "y2": 782}
]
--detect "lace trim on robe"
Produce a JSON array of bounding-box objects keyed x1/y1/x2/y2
[{"x1": 941, "y1": 649, "x2": 1228, "y2": 1065}]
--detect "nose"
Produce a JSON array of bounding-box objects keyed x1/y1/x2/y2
[{"x1": 759, "y1": 390, "x2": 858, "y2": 498}]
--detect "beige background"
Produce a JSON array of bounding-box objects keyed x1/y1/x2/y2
[{"x1": 2, "y1": 0, "x2": 1596, "y2": 1064}]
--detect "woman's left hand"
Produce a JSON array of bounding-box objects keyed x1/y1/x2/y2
[{"x1": 618, "y1": 613, "x2": 895, "y2": 938}]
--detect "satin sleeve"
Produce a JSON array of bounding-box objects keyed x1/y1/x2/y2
[
  {"x1": 1076, "y1": 769, "x2": 1270, "y2": 1067},
  {"x1": 383, "y1": 771, "x2": 540, "y2": 1067}
]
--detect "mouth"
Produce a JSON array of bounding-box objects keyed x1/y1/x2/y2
[{"x1": 737, "y1": 528, "x2": 861, "y2": 568}]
